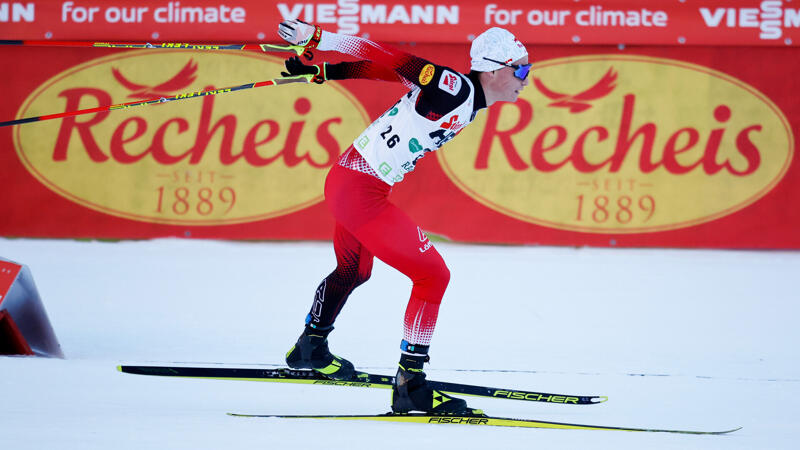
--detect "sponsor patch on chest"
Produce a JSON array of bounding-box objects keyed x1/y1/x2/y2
[{"x1": 438, "y1": 70, "x2": 461, "y2": 95}]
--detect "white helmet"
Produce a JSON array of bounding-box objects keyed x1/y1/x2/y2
[{"x1": 470, "y1": 27, "x2": 528, "y2": 72}]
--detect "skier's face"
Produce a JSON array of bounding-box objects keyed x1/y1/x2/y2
[
  {"x1": 484, "y1": 55, "x2": 530, "y2": 104},
  {"x1": 496, "y1": 55, "x2": 530, "y2": 102}
]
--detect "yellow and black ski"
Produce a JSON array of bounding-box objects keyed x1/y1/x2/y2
[
  {"x1": 118, "y1": 365, "x2": 606, "y2": 405},
  {"x1": 227, "y1": 411, "x2": 741, "y2": 435}
]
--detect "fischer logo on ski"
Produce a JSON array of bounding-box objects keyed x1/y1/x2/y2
[
  {"x1": 118, "y1": 365, "x2": 607, "y2": 405},
  {"x1": 492, "y1": 390, "x2": 580, "y2": 404},
  {"x1": 227, "y1": 412, "x2": 742, "y2": 435}
]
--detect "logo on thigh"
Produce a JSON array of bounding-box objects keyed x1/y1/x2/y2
[{"x1": 417, "y1": 227, "x2": 432, "y2": 253}]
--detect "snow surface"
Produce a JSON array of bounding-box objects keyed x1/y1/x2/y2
[{"x1": 1, "y1": 237, "x2": 798, "y2": 449}]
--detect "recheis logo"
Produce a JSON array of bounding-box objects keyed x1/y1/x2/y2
[
  {"x1": 419, "y1": 64, "x2": 435, "y2": 86},
  {"x1": 438, "y1": 55, "x2": 794, "y2": 233},
  {"x1": 533, "y1": 68, "x2": 617, "y2": 113},
  {"x1": 13, "y1": 51, "x2": 370, "y2": 225},
  {"x1": 112, "y1": 59, "x2": 198, "y2": 100}
]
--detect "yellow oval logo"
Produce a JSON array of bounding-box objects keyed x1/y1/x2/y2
[
  {"x1": 440, "y1": 55, "x2": 794, "y2": 233},
  {"x1": 14, "y1": 51, "x2": 369, "y2": 225},
  {"x1": 419, "y1": 64, "x2": 435, "y2": 86}
]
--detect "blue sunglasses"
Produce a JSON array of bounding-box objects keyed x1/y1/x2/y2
[{"x1": 483, "y1": 57, "x2": 532, "y2": 80}]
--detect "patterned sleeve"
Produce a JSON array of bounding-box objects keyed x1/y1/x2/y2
[
  {"x1": 317, "y1": 31, "x2": 442, "y2": 90},
  {"x1": 324, "y1": 60, "x2": 401, "y2": 83}
]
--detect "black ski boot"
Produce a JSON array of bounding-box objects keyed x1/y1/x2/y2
[
  {"x1": 285, "y1": 325, "x2": 356, "y2": 381},
  {"x1": 391, "y1": 344, "x2": 469, "y2": 414}
]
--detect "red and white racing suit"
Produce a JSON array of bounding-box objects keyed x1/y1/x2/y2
[{"x1": 305, "y1": 31, "x2": 488, "y2": 349}]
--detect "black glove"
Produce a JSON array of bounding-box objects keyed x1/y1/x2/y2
[{"x1": 281, "y1": 56, "x2": 327, "y2": 84}]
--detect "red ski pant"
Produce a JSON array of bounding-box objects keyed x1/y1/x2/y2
[{"x1": 307, "y1": 159, "x2": 449, "y2": 347}]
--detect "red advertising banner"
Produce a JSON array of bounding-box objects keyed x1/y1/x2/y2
[
  {"x1": 0, "y1": 40, "x2": 798, "y2": 248},
  {"x1": 1, "y1": 0, "x2": 800, "y2": 46}
]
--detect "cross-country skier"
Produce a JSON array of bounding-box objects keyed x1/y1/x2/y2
[{"x1": 278, "y1": 20, "x2": 530, "y2": 415}]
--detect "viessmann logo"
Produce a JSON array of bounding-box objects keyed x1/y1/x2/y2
[
  {"x1": 13, "y1": 51, "x2": 370, "y2": 225},
  {"x1": 277, "y1": 0, "x2": 459, "y2": 34},
  {"x1": 700, "y1": 1, "x2": 800, "y2": 41},
  {"x1": 439, "y1": 55, "x2": 794, "y2": 233},
  {"x1": 0, "y1": 2, "x2": 34, "y2": 22}
]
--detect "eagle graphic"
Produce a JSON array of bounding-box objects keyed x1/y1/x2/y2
[
  {"x1": 112, "y1": 59, "x2": 198, "y2": 100},
  {"x1": 533, "y1": 68, "x2": 617, "y2": 113}
]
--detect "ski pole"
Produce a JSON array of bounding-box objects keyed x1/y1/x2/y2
[
  {"x1": 0, "y1": 75, "x2": 313, "y2": 128},
  {"x1": 0, "y1": 40, "x2": 312, "y2": 58}
]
